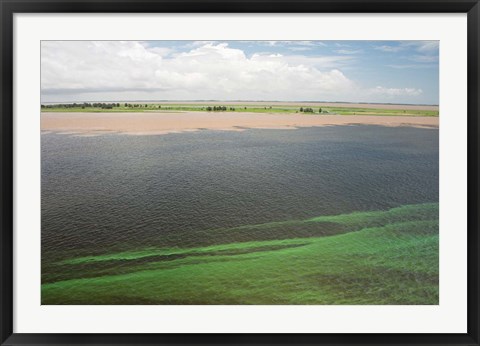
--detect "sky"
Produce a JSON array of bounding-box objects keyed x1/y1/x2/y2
[{"x1": 41, "y1": 40, "x2": 439, "y2": 105}]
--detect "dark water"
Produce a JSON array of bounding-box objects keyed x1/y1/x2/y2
[{"x1": 42, "y1": 126, "x2": 438, "y2": 262}]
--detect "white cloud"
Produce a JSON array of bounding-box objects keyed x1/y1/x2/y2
[
  {"x1": 291, "y1": 41, "x2": 316, "y2": 46},
  {"x1": 409, "y1": 55, "x2": 438, "y2": 63},
  {"x1": 180, "y1": 40, "x2": 218, "y2": 49},
  {"x1": 368, "y1": 86, "x2": 423, "y2": 97},
  {"x1": 42, "y1": 41, "x2": 164, "y2": 91},
  {"x1": 388, "y1": 64, "x2": 436, "y2": 69},
  {"x1": 407, "y1": 41, "x2": 439, "y2": 53},
  {"x1": 263, "y1": 41, "x2": 279, "y2": 46},
  {"x1": 417, "y1": 41, "x2": 439, "y2": 52},
  {"x1": 257, "y1": 41, "x2": 326, "y2": 48},
  {"x1": 375, "y1": 41, "x2": 438, "y2": 54},
  {"x1": 374, "y1": 45, "x2": 403, "y2": 53},
  {"x1": 288, "y1": 47, "x2": 312, "y2": 51},
  {"x1": 335, "y1": 49, "x2": 363, "y2": 55},
  {"x1": 41, "y1": 41, "x2": 425, "y2": 103},
  {"x1": 148, "y1": 47, "x2": 174, "y2": 56}
]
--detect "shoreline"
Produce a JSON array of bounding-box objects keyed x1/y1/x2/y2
[{"x1": 41, "y1": 112, "x2": 439, "y2": 136}]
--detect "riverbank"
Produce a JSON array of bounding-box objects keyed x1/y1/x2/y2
[{"x1": 41, "y1": 112, "x2": 439, "y2": 136}]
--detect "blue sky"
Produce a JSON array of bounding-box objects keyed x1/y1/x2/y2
[{"x1": 41, "y1": 40, "x2": 439, "y2": 105}]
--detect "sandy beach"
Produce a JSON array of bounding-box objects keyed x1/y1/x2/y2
[{"x1": 41, "y1": 112, "x2": 439, "y2": 135}]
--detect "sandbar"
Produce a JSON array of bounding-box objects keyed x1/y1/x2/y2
[{"x1": 41, "y1": 112, "x2": 439, "y2": 136}]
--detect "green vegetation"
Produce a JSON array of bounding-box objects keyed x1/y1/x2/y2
[
  {"x1": 42, "y1": 203, "x2": 439, "y2": 305},
  {"x1": 40, "y1": 103, "x2": 439, "y2": 117}
]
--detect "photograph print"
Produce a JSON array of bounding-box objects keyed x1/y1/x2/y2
[{"x1": 41, "y1": 40, "x2": 439, "y2": 305}]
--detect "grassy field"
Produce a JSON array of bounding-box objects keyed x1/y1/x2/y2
[
  {"x1": 41, "y1": 103, "x2": 439, "y2": 117},
  {"x1": 42, "y1": 203, "x2": 439, "y2": 305}
]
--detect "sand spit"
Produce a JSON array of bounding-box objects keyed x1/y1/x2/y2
[{"x1": 41, "y1": 112, "x2": 439, "y2": 136}]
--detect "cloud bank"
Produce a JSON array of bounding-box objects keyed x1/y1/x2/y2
[{"x1": 41, "y1": 41, "x2": 428, "y2": 103}]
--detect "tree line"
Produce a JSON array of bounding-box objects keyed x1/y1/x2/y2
[
  {"x1": 205, "y1": 106, "x2": 237, "y2": 111},
  {"x1": 41, "y1": 103, "x2": 326, "y2": 114},
  {"x1": 299, "y1": 107, "x2": 322, "y2": 113},
  {"x1": 41, "y1": 102, "x2": 121, "y2": 109}
]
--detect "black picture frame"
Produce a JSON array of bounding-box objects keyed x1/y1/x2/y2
[{"x1": 1, "y1": 1, "x2": 479, "y2": 345}]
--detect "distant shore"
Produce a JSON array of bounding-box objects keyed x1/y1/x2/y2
[
  {"x1": 133, "y1": 101, "x2": 439, "y2": 111},
  {"x1": 42, "y1": 101, "x2": 439, "y2": 111},
  {"x1": 41, "y1": 112, "x2": 439, "y2": 136}
]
